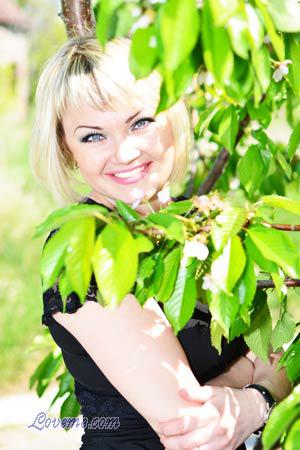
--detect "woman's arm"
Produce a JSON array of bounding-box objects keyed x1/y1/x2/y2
[
  {"x1": 205, "y1": 349, "x2": 292, "y2": 400},
  {"x1": 52, "y1": 294, "x2": 202, "y2": 434}
]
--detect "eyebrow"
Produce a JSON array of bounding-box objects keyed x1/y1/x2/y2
[{"x1": 73, "y1": 111, "x2": 141, "y2": 134}]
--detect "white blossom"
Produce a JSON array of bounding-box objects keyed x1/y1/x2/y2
[
  {"x1": 183, "y1": 239, "x2": 209, "y2": 261},
  {"x1": 202, "y1": 274, "x2": 219, "y2": 294},
  {"x1": 272, "y1": 60, "x2": 292, "y2": 82},
  {"x1": 229, "y1": 177, "x2": 240, "y2": 190},
  {"x1": 250, "y1": 120, "x2": 261, "y2": 131},
  {"x1": 157, "y1": 184, "x2": 171, "y2": 204}
]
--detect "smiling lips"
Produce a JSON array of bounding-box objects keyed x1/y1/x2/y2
[{"x1": 107, "y1": 162, "x2": 152, "y2": 185}]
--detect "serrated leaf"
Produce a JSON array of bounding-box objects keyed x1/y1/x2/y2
[
  {"x1": 234, "y1": 257, "x2": 257, "y2": 325},
  {"x1": 243, "y1": 291, "x2": 272, "y2": 361},
  {"x1": 211, "y1": 207, "x2": 247, "y2": 252},
  {"x1": 115, "y1": 199, "x2": 141, "y2": 222},
  {"x1": 202, "y1": 0, "x2": 234, "y2": 84},
  {"x1": 261, "y1": 195, "x2": 300, "y2": 216},
  {"x1": 285, "y1": 417, "x2": 300, "y2": 450},
  {"x1": 34, "y1": 204, "x2": 108, "y2": 238},
  {"x1": 156, "y1": 246, "x2": 181, "y2": 303},
  {"x1": 251, "y1": 45, "x2": 271, "y2": 93},
  {"x1": 247, "y1": 224, "x2": 300, "y2": 278},
  {"x1": 262, "y1": 385, "x2": 300, "y2": 450},
  {"x1": 163, "y1": 258, "x2": 197, "y2": 335},
  {"x1": 129, "y1": 26, "x2": 158, "y2": 79},
  {"x1": 65, "y1": 217, "x2": 95, "y2": 302},
  {"x1": 288, "y1": 122, "x2": 300, "y2": 161},
  {"x1": 60, "y1": 392, "x2": 80, "y2": 424},
  {"x1": 209, "y1": 291, "x2": 239, "y2": 338},
  {"x1": 238, "y1": 144, "x2": 264, "y2": 197},
  {"x1": 211, "y1": 236, "x2": 246, "y2": 293},
  {"x1": 210, "y1": 319, "x2": 223, "y2": 354},
  {"x1": 134, "y1": 234, "x2": 154, "y2": 254},
  {"x1": 41, "y1": 227, "x2": 70, "y2": 291},
  {"x1": 271, "y1": 311, "x2": 296, "y2": 351},
  {"x1": 147, "y1": 213, "x2": 184, "y2": 243},
  {"x1": 245, "y1": 233, "x2": 278, "y2": 273},
  {"x1": 160, "y1": 0, "x2": 200, "y2": 71},
  {"x1": 218, "y1": 106, "x2": 239, "y2": 153},
  {"x1": 161, "y1": 200, "x2": 193, "y2": 215},
  {"x1": 255, "y1": 0, "x2": 285, "y2": 60},
  {"x1": 92, "y1": 221, "x2": 138, "y2": 307}
]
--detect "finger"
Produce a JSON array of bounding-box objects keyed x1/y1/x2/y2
[
  {"x1": 159, "y1": 403, "x2": 219, "y2": 436},
  {"x1": 159, "y1": 424, "x2": 224, "y2": 449},
  {"x1": 179, "y1": 386, "x2": 215, "y2": 403}
]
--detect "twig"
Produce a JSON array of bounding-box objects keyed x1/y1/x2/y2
[
  {"x1": 262, "y1": 222, "x2": 300, "y2": 231},
  {"x1": 257, "y1": 279, "x2": 300, "y2": 289},
  {"x1": 197, "y1": 108, "x2": 252, "y2": 196}
]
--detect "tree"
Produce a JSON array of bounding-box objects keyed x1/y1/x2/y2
[{"x1": 30, "y1": 1, "x2": 300, "y2": 448}]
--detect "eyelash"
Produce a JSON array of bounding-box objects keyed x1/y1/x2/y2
[{"x1": 81, "y1": 117, "x2": 155, "y2": 143}]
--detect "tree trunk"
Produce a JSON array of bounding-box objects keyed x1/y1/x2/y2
[{"x1": 59, "y1": 0, "x2": 95, "y2": 38}]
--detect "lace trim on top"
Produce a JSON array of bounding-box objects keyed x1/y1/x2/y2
[{"x1": 74, "y1": 380, "x2": 142, "y2": 419}]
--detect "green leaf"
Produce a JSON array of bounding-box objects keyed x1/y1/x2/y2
[
  {"x1": 227, "y1": 13, "x2": 250, "y2": 59},
  {"x1": 92, "y1": 221, "x2": 138, "y2": 307},
  {"x1": 243, "y1": 291, "x2": 272, "y2": 361},
  {"x1": 129, "y1": 26, "x2": 158, "y2": 79},
  {"x1": 115, "y1": 199, "x2": 141, "y2": 222},
  {"x1": 34, "y1": 351, "x2": 63, "y2": 397},
  {"x1": 60, "y1": 392, "x2": 80, "y2": 423},
  {"x1": 251, "y1": 45, "x2": 271, "y2": 93},
  {"x1": 276, "y1": 150, "x2": 292, "y2": 180},
  {"x1": 34, "y1": 204, "x2": 108, "y2": 238},
  {"x1": 159, "y1": 0, "x2": 200, "y2": 71},
  {"x1": 218, "y1": 106, "x2": 239, "y2": 153},
  {"x1": 65, "y1": 217, "x2": 95, "y2": 302},
  {"x1": 261, "y1": 194, "x2": 300, "y2": 216},
  {"x1": 156, "y1": 246, "x2": 181, "y2": 302},
  {"x1": 288, "y1": 122, "x2": 300, "y2": 161},
  {"x1": 238, "y1": 144, "x2": 264, "y2": 197},
  {"x1": 247, "y1": 224, "x2": 300, "y2": 278},
  {"x1": 147, "y1": 213, "x2": 184, "y2": 243},
  {"x1": 286, "y1": 34, "x2": 300, "y2": 96},
  {"x1": 271, "y1": 310, "x2": 296, "y2": 351},
  {"x1": 255, "y1": 0, "x2": 285, "y2": 60},
  {"x1": 209, "y1": 291, "x2": 239, "y2": 338},
  {"x1": 161, "y1": 200, "x2": 194, "y2": 215},
  {"x1": 58, "y1": 269, "x2": 73, "y2": 300},
  {"x1": 211, "y1": 236, "x2": 246, "y2": 293},
  {"x1": 262, "y1": 385, "x2": 300, "y2": 450},
  {"x1": 202, "y1": 0, "x2": 234, "y2": 84},
  {"x1": 245, "y1": 233, "x2": 278, "y2": 273},
  {"x1": 211, "y1": 207, "x2": 247, "y2": 252},
  {"x1": 266, "y1": 0, "x2": 300, "y2": 32},
  {"x1": 278, "y1": 338, "x2": 300, "y2": 382},
  {"x1": 285, "y1": 417, "x2": 300, "y2": 450},
  {"x1": 134, "y1": 234, "x2": 154, "y2": 254},
  {"x1": 195, "y1": 102, "x2": 223, "y2": 137},
  {"x1": 234, "y1": 257, "x2": 257, "y2": 325},
  {"x1": 208, "y1": 0, "x2": 240, "y2": 27},
  {"x1": 50, "y1": 371, "x2": 74, "y2": 408},
  {"x1": 245, "y1": 4, "x2": 265, "y2": 51},
  {"x1": 210, "y1": 319, "x2": 223, "y2": 354},
  {"x1": 41, "y1": 228, "x2": 69, "y2": 291},
  {"x1": 163, "y1": 258, "x2": 197, "y2": 335},
  {"x1": 96, "y1": 0, "x2": 124, "y2": 46}
]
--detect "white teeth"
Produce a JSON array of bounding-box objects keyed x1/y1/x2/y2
[{"x1": 113, "y1": 165, "x2": 145, "y2": 179}]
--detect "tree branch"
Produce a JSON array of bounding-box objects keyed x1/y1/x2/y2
[
  {"x1": 59, "y1": 0, "x2": 95, "y2": 38},
  {"x1": 197, "y1": 111, "x2": 251, "y2": 196},
  {"x1": 257, "y1": 279, "x2": 300, "y2": 289}
]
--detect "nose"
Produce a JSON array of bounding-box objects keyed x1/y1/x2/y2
[{"x1": 111, "y1": 138, "x2": 141, "y2": 164}]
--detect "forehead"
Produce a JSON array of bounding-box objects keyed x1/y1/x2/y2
[{"x1": 57, "y1": 67, "x2": 161, "y2": 122}]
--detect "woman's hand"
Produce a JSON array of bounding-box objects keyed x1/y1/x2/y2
[{"x1": 158, "y1": 384, "x2": 268, "y2": 450}]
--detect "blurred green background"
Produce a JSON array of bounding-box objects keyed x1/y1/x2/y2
[{"x1": 0, "y1": 1, "x2": 299, "y2": 449}]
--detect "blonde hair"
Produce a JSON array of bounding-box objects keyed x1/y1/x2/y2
[{"x1": 30, "y1": 36, "x2": 194, "y2": 206}]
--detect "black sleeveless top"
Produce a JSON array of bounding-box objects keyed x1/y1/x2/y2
[{"x1": 41, "y1": 197, "x2": 248, "y2": 449}]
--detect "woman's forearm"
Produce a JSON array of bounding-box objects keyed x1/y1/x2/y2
[{"x1": 251, "y1": 351, "x2": 292, "y2": 400}]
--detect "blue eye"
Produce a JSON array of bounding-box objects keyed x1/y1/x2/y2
[
  {"x1": 81, "y1": 132, "x2": 105, "y2": 143},
  {"x1": 132, "y1": 117, "x2": 154, "y2": 131}
]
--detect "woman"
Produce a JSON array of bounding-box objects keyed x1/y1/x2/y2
[{"x1": 30, "y1": 36, "x2": 291, "y2": 449}]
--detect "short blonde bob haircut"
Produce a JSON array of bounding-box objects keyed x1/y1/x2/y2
[{"x1": 30, "y1": 36, "x2": 194, "y2": 206}]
